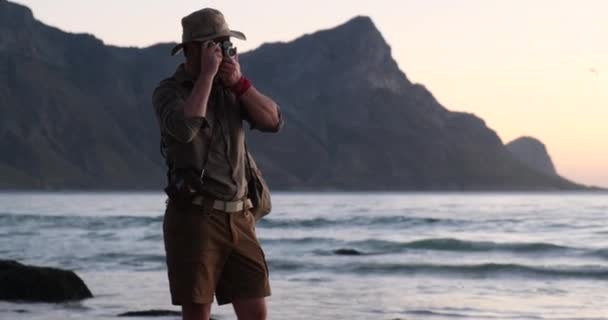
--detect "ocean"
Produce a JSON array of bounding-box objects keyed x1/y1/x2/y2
[{"x1": 0, "y1": 192, "x2": 607, "y2": 320}]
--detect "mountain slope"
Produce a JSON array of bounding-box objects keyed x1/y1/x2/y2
[
  {"x1": 239, "y1": 16, "x2": 582, "y2": 190},
  {"x1": 0, "y1": 0, "x2": 177, "y2": 188},
  {"x1": 0, "y1": 1, "x2": 587, "y2": 190}
]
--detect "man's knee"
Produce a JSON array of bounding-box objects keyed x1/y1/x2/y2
[
  {"x1": 248, "y1": 305, "x2": 267, "y2": 320},
  {"x1": 182, "y1": 302, "x2": 212, "y2": 320},
  {"x1": 233, "y1": 298, "x2": 267, "y2": 320},
  {"x1": 238, "y1": 308, "x2": 266, "y2": 320}
]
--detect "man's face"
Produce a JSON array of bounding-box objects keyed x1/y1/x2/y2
[
  {"x1": 185, "y1": 37, "x2": 230, "y2": 62},
  {"x1": 185, "y1": 36, "x2": 231, "y2": 73}
]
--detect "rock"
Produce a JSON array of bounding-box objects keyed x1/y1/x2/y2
[
  {"x1": 117, "y1": 310, "x2": 181, "y2": 317},
  {"x1": 506, "y1": 136, "x2": 557, "y2": 176},
  {"x1": 0, "y1": 260, "x2": 92, "y2": 302},
  {"x1": 333, "y1": 248, "x2": 364, "y2": 255}
]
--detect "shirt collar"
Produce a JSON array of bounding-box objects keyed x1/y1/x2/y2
[{"x1": 173, "y1": 63, "x2": 196, "y2": 86}]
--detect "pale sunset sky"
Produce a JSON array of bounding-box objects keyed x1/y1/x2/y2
[{"x1": 13, "y1": 0, "x2": 608, "y2": 187}]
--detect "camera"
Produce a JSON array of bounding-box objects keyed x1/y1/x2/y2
[{"x1": 219, "y1": 41, "x2": 237, "y2": 58}]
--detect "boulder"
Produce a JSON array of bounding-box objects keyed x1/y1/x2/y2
[
  {"x1": 0, "y1": 260, "x2": 92, "y2": 302},
  {"x1": 333, "y1": 248, "x2": 364, "y2": 256}
]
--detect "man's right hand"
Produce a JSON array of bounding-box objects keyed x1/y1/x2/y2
[{"x1": 200, "y1": 41, "x2": 222, "y2": 79}]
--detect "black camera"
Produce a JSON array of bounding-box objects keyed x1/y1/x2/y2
[{"x1": 220, "y1": 41, "x2": 237, "y2": 58}]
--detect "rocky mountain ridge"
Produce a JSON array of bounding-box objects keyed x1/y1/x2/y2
[{"x1": 0, "y1": 0, "x2": 589, "y2": 190}]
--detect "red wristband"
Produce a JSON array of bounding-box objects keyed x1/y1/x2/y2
[{"x1": 230, "y1": 75, "x2": 252, "y2": 97}]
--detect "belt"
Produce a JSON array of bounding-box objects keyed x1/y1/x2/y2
[{"x1": 191, "y1": 195, "x2": 253, "y2": 213}]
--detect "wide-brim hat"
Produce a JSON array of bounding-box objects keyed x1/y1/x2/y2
[{"x1": 171, "y1": 8, "x2": 246, "y2": 56}]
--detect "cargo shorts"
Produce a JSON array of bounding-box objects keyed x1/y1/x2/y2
[{"x1": 162, "y1": 201, "x2": 271, "y2": 305}]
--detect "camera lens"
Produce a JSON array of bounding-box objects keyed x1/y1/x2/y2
[{"x1": 220, "y1": 41, "x2": 237, "y2": 57}]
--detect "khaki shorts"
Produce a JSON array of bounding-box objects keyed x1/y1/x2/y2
[{"x1": 162, "y1": 201, "x2": 271, "y2": 306}]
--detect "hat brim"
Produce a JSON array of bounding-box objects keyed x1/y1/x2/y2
[{"x1": 171, "y1": 30, "x2": 247, "y2": 56}]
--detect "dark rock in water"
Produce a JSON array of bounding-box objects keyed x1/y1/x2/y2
[
  {"x1": 117, "y1": 310, "x2": 181, "y2": 317},
  {"x1": 506, "y1": 136, "x2": 557, "y2": 176},
  {"x1": 0, "y1": 260, "x2": 92, "y2": 302},
  {"x1": 334, "y1": 248, "x2": 363, "y2": 255}
]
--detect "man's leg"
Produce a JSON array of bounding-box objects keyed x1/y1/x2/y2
[
  {"x1": 182, "y1": 302, "x2": 212, "y2": 320},
  {"x1": 232, "y1": 298, "x2": 267, "y2": 320}
]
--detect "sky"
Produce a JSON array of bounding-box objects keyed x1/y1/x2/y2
[{"x1": 12, "y1": 0, "x2": 608, "y2": 187}]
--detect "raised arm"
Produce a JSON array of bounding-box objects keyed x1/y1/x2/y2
[
  {"x1": 152, "y1": 42, "x2": 224, "y2": 143},
  {"x1": 219, "y1": 57, "x2": 283, "y2": 132}
]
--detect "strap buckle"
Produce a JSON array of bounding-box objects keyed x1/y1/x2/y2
[
  {"x1": 190, "y1": 195, "x2": 252, "y2": 213},
  {"x1": 217, "y1": 200, "x2": 242, "y2": 212}
]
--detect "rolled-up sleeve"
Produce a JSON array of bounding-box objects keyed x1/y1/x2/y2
[
  {"x1": 152, "y1": 84, "x2": 208, "y2": 143},
  {"x1": 242, "y1": 103, "x2": 284, "y2": 133}
]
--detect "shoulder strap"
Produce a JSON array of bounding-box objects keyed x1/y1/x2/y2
[
  {"x1": 244, "y1": 142, "x2": 252, "y2": 181},
  {"x1": 199, "y1": 115, "x2": 217, "y2": 181}
]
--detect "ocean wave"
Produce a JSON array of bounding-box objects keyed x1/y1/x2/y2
[
  {"x1": 267, "y1": 260, "x2": 608, "y2": 280},
  {"x1": 350, "y1": 238, "x2": 577, "y2": 254},
  {"x1": 257, "y1": 215, "x2": 466, "y2": 229},
  {"x1": 268, "y1": 237, "x2": 583, "y2": 257},
  {"x1": 262, "y1": 237, "x2": 339, "y2": 245},
  {"x1": 60, "y1": 252, "x2": 167, "y2": 270},
  {"x1": 260, "y1": 236, "x2": 608, "y2": 260},
  {"x1": 403, "y1": 309, "x2": 473, "y2": 318},
  {"x1": 0, "y1": 213, "x2": 162, "y2": 230},
  {"x1": 1, "y1": 212, "x2": 462, "y2": 231},
  {"x1": 589, "y1": 248, "x2": 608, "y2": 259},
  {"x1": 0, "y1": 212, "x2": 523, "y2": 233}
]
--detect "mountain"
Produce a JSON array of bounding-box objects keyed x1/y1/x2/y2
[
  {"x1": 0, "y1": 0, "x2": 589, "y2": 190},
  {"x1": 506, "y1": 136, "x2": 557, "y2": 176},
  {"x1": 0, "y1": 0, "x2": 176, "y2": 189},
  {"x1": 239, "y1": 17, "x2": 585, "y2": 190}
]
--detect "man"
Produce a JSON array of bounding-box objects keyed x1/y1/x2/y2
[{"x1": 152, "y1": 8, "x2": 282, "y2": 320}]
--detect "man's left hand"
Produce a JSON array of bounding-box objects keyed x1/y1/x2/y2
[{"x1": 218, "y1": 56, "x2": 242, "y2": 87}]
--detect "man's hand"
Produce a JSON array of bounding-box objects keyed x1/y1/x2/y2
[
  {"x1": 218, "y1": 56, "x2": 242, "y2": 87},
  {"x1": 200, "y1": 41, "x2": 223, "y2": 80},
  {"x1": 178, "y1": 41, "x2": 220, "y2": 126}
]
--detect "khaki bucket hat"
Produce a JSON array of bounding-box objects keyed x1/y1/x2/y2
[{"x1": 171, "y1": 8, "x2": 246, "y2": 56}]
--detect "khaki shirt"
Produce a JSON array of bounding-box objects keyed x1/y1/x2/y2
[{"x1": 152, "y1": 64, "x2": 281, "y2": 201}]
